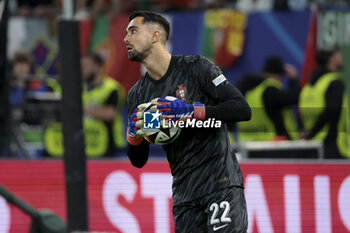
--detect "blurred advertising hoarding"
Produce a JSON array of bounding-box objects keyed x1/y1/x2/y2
[{"x1": 0, "y1": 161, "x2": 349, "y2": 233}]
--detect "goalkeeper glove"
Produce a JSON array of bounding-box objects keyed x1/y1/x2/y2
[
  {"x1": 127, "y1": 103, "x2": 150, "y2": 145},
  {"x1": 152, "y1": 96, "x2": 205, "y2": 122}
]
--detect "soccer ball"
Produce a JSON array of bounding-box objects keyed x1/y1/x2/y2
[{"x1": 140, "y1": 98, "x2": 181, "y2": 145}]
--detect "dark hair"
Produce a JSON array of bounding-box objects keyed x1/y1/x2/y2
[
  {"x1": 129, "y1": 10, "x2": 170, "y2": 41},
  {"x1": 12, "y1": 51, "x2": 32, "y2": 65},
  {"x1": 262, "y1": 56, "x2": 285, "y2": 75},
  {"x1": 315, "y1": 48, "x2": 338, "y2": 67},
  {"x1": 83, "y1": 53, "x2": 104, "y2": 67}
]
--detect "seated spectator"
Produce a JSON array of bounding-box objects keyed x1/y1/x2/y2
[
  {"x1": 8, "y1": 51, "x2": 46, "y2": 158},
  {"x1": 10, "y1": 51, "x2": 48, "y2": 108},
  {"x1": 9, "y1": 51, "x2": 32, "y2": 109}
]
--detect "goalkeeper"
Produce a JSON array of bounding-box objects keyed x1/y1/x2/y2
[{"x1": 125, "y1": 11, "x2": 251, "y2": 233}]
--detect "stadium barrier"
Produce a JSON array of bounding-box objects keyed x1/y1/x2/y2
[{"x1": 0, "y1": 160, "x2": 349, "y2": 233}]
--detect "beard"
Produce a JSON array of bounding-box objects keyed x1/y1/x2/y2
[{"x1": 128, "y1": 46, "x2": 151, "y2": 62}]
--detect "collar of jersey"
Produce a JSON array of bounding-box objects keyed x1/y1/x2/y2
[{"x1": 145, "y1": 55, "x2": 177, "y2": 83}]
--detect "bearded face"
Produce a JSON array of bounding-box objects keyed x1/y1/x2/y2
[
  {"x1": 127, "y1": 42, "x2": 152, "y2": 62},
  {"x1": 124, "y1": 17, "x2": 157, "y2": 63}
]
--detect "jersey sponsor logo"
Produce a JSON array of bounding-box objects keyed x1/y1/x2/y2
[
  {"x1": 213, "y1": 223, "x2": 229, "y2": 231},
  {"x1": 212, "y1": 74, "x2": 227, "y2": 86},
  {"x1": 143, "y1": 110, "x2": 161, "y2": 129},
  {"x1": 176, "y1": 84, "x2": 188, "y2": 101}
]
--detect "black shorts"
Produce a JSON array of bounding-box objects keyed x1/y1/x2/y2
[{"x1": 173, "y1": 186, "x2": 248, "y2": 233}]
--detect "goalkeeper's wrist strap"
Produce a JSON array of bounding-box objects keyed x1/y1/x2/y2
[
  {"x1": 127, "y1": 128, "x2": 143, "y2": 146},
  {"x1": 193, "y1": 102, "x2": 205, "y2": 120}
]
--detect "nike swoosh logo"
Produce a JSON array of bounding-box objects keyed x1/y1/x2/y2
[{"x1": 213, "y1": 224, "x2": 229, "y2": 231}]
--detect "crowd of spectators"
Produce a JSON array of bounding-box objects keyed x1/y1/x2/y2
[
  {"x1": 2, "y1": 0, "x2": 350, "y2": 159},
  {"x1": 7, "y1": 0, "x2": 350, "y2": 18},
  {"x1": 5, "y1": 50, "x2": 349, "y2": 159}
]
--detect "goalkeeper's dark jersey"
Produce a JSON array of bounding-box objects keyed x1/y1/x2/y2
[{"x1": 127, "y1": 55, "x2": 250, "y2": 205}]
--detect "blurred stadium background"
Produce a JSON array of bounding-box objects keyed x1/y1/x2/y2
[{"x1": 0, "y1": 0, "x2": 350, "y2": 232}]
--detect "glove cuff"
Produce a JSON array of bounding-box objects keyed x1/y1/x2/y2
[
  {"x1": 126, "y1": 128, "x2": 143, "y2": 146},
  {"x1": 193, "y1": 102, "x2": 205, "y2": 120}
]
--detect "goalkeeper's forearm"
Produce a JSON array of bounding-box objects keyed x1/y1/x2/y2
[
  {"x1": 127, "y1": 139, "x2": 150, "y2": 168},
  {"x1": 203, "y1": 82, "x2": 251, "y2": 122},
  {"x1": 205, "y1": 97, "x2": 251, "y2": 122},
  {"x1": 200, "y1": 81, "x2": 251, "y2": 123}
]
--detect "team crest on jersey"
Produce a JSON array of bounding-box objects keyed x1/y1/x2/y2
[{"x1": 176, "y1": 84, "x2": 187, "y2": 101}]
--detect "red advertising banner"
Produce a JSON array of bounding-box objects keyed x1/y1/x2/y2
[{"x1": 0, "y1": 161, "x2": 349, "y2": 233}]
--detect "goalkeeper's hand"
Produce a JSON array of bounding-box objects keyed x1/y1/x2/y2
[
  {"x1": 127, "y1": 103, "x2": 150, "y2": 145},
  {"x1": 151, "y1": 96, "x2": 205, "y2": 122}
]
